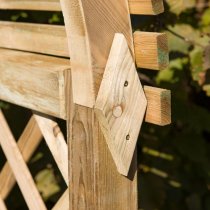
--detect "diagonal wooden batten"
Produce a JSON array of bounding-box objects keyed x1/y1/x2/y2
[
  {"x1": 52, "y1": 188, "x2": 69, "y2": 210},
  {"x1": 34, "y1": 113, "x2": 68, "y2": 185},
  {"x1": 60, "y1": 0, "x2": 134, "y2": 107},
  {"x1": 0, "y1": 116, "x2": 43, "y2": 200},
  {"x1": 95, "y1": 34, "x2": 147, "y2": 175},
  {"x1": 0, "y1": 0, "x2": 164, "y2": 15},
  {"x1": 0, "y1": 110, "x2": 47, "y2": 210},
  {"x1": 0, "y1": 197, "x2": 7, "y2": 210}
]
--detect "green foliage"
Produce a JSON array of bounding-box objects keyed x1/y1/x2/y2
[{"x1": 137, "y1": 1, "x2": 210, "y2": 210}]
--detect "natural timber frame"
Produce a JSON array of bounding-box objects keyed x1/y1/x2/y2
[
  {"x1": 0, "y1": 0, "x2": 171, "y2": 209},
  {"x1": 0, "y1": 0, "x2": 164, "y2": 15}
]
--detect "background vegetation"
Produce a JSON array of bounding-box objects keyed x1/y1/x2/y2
[{"x1": 0, "y1": 0, "x2": 210, "y2": 209}]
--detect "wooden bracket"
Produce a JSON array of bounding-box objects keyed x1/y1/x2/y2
[
  {"x1": 60, "y1": 0, "x2": 134, "y2": 108},
  {"x1": 95, "y1": 34, "x2": 147, "y2": 176}
]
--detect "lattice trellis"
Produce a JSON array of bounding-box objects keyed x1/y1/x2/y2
[{"x1": 0, "y1": 110, "x2": 69, "y2": 210}]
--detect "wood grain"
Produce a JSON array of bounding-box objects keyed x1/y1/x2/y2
[
  {"x1": 0, "y1": 48, "x2": 168, "y2": 122},
  {"x1": 0, "y1": 22, "x2": 169, "y2": 70},
  {"x1": 60, "y1": 0, "x2": 134, "y2": 107},
  {"x1": 0, "y1": 21, "x2": 69, "y2": 57},
  {"x1": 67, "y1": 105, "x2": 138, "y2": 210},
  {"x1": 144, "y1": 86, "x2": 171, "y2": 126},
  {"x1": 34, "y1": 114, "x2": 68, "y2": 185},
  {"x1": 129, "y1": 0, "x2": 164, "y2": 14},
  {"x1": 95, "y1": 34, "x2": 147, "y2": 175},
  {"x1": 0, "y1": 110, "x2": 47, "y2": 210},
  {"x1": 134, "y1": 32, "x2": 169, "y2": 70},
  {"x1": 0, "y1": 116, "x2": 42, "y2": 200},
  {"x1": 0, "y1": 48, "x2": 70, "y2": 119},
  {"x1": 0, "y1": 0, "x2": 164, "y2": 14}
]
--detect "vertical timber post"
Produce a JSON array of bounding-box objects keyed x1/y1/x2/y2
[{"x1": 60, "y1": 0, "x2": 138, "y2": 209}]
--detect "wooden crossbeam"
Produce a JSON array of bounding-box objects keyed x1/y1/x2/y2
[
  {"x1": 0, "y1": 22, "x2": 69, "y2": 57},
  {"x1": 144, "y1": 86, "x2": 171, "y2": 126},
  {"x1": 0, "y1": 22, "x2": 168, "y2": 70},
  {"x1": 0, "y1": 49, "x2": 170, "y2": 126},
  {"x1": 0, "y1": 116, "x2": 42, "y2": 200},
  {"x1": 0, "y1": 0, "x2": 164, "y2": 15},
  {"x1": 134, "y1": 32, "x2": 169, "y2": 70},
  {"x1": 0, "y1": 48, "x2": 70, "y2": 119},
  {"x1": 34, "y1": 114, "x2": 68, "y2": 185},
  {"x1": 0, "y1": 110, "x2": 47, "y2": 210}
]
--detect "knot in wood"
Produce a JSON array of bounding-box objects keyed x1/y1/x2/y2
[
  {"x1": 112, "y1": 105, "x2": 123, "y2": 118},
  {"x1": 53, "y1": 125, "x2": 61, "y2": 138}
]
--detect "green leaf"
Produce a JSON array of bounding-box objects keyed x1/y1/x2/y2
[
  {"x1": 166, "y1": 0, "x2": 196, "y2": 15},
  {"x1": 201, "y1": 8, "x2": 210, "y2": 26}
]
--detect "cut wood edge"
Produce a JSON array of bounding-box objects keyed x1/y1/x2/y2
[
  {"x1": 144, "y1": 86, "x2": 171, "y2": 126},
  {"x1": 134, "y1": 31, "x2": 169, "y2": 70},
  {"x1": 129, "y1": 0, "x2": 164, "y2": 15}
]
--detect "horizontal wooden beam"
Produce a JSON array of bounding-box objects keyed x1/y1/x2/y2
[
  {"x1": 134, "y1": 31, "x2": 169, "y2": 70},
  {"x1": 0, "y1": 49, "x2": 170, "y2": 125},
  {"x1": 0, "y1": 48, "x2": 70, "y2": 119},
  {"x1": 0, "y1": 22, "x2": 169, "y2": 70},
  {"x1": 129, "y1": 0, "x2": 164, "y2": 15},
  {"x1": 0, "y1": 0, "x2": 164, "y2": 15},
  {"x1": 144, "y1": 86, "x2": 171, "y2": 126},
  {"x1": 0, "y1": 22, "x2": 69, "y2": 57}
]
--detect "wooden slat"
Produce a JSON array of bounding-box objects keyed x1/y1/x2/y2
[
  {"x1": 0, "y1": 48, "x2": 70, "y2": 119},
  {"x1": 0, "y1": 0, "x2": 61, "y2": 11},
  {"x1": 0, "y1": 197, "x2": 7, "y2": 210},
  {"x1": 134, "y1": 32, "x2": 169, "y2": 70},
  {"x1": 0, "y1": 22, "x2": 69, "y2": 57},
  {"x1": 52, "y1": 189, "x2": 69, "y2": 210},
  {"x1": 0, "y1": 49, "x2": 169, "y2": 123},
  {"x1": 0, "y1": 110, "x2": 47, "y2": 210},
  {"x1": 144, "y1": 86, "x2": 171, "y2": 126},
  {"x1": 0, "y1": 22, "x2": 169, "y2": 70},
  {"x1": 34, "y1": 114, "x2": 68, "y2": 185},
  {"x1": 0, "y1": 0, "x2": 164, "y2": 15},
  {"x1": 0, "y1": 116, "x2": 42, "y2": 200}
]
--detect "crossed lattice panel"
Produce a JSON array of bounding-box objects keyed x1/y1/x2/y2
[{"x1": 0, "y1": 110, "x2": 69, "y2": 210}]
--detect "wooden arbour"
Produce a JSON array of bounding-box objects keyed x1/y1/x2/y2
[{"x1": 0, "y1": 0, "x2": 171, "y2": 209}]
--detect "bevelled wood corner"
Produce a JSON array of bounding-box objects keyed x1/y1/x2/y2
[{"x1": 95, "y1": 33, "x2": 147, "y2": 176}]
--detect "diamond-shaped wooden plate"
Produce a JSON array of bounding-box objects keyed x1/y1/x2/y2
[{"x1": 95, "y1": 33, "x2": 147, "y2": 176}]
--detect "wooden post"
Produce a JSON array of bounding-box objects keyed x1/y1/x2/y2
[{"x1": 60, "y1": 0, "x2": 138, "y2": 209}]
